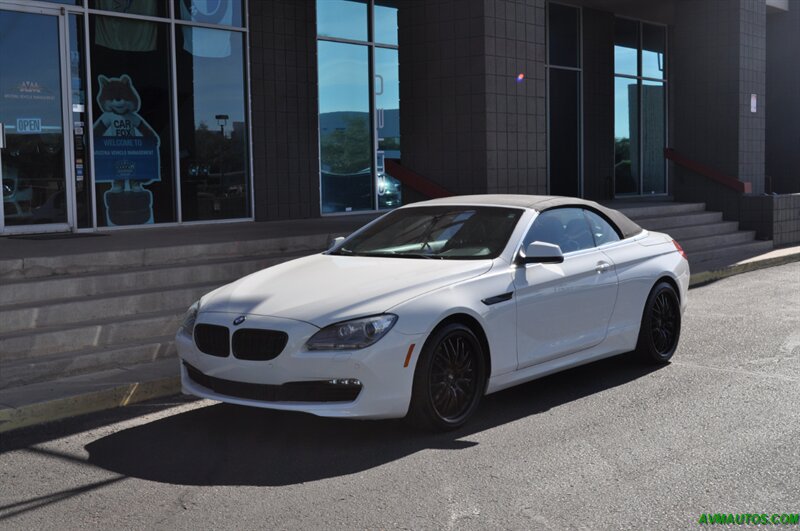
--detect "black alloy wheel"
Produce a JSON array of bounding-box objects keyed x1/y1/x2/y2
[
  {"x1": 408, "y1": 322, "x2": 486, "y2": 431},
  {"x1": 636, "y1": 281, "x2": 681, "y2": 363}
]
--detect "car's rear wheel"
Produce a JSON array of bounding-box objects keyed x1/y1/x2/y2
[
  {"x1": 407, "y1": 323, "x2": 486, "y2": 431},
  {"x1": 636, "y1": 281, "x2": 681, "y2": 363}
]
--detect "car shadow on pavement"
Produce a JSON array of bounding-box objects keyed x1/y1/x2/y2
[{"x1": 84, "y1": 353, "x2": 664, "y2": 487}]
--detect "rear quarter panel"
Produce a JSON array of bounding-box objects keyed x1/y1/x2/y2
[{"x1": 599, "y1": 231, "x2": 689, "y2": 351}]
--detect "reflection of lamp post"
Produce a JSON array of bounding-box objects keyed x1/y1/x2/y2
[{"x1": 215, "y1": 114, "x2": 228, "y2": 189}]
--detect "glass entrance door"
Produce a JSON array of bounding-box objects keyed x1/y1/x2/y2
[{"x1": 0, "y1": 6, "x2": 72, "y2": 233}]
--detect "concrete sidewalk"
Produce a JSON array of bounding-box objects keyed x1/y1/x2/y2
[{"x1": 2, "y1": 243, "x2": 798, "y2": 434}]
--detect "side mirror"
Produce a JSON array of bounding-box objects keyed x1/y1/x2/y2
[
  {"x1": 329, "y1": 236, "x2": 346, "y2": 250},
  {"x1": 518, "y1": 241, "x2": 564, "y2": 265}
]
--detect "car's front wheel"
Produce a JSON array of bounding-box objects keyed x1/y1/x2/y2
[
  {"x1": 408, "y1": 322, "x2": 486, "y2": 431},
  {"x1": 636, "y1": 281, "x2": 682, "y2": 363}
]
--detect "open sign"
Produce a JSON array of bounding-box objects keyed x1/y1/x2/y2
[{"x1": 16, "y1": 118, "x2": 42, "y2": 134}]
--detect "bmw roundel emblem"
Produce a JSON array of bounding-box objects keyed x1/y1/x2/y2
[{"x1": 233, "y1": 315, "x2": 246, "y2": 326}]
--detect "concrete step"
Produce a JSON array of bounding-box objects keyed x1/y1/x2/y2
[
  {"x1": 679, "y1": 230, "x2": 758, "y2": 253},
  {"x1": 0, "y1": 357, "x2": 181, "y2": 433},
  {"x1": 617, "y1": 202, "x2": 706, "y2": 219},
  {"x1": 636, "y1": 211, "x2": 724, "y2": 231},
  {"x1": 0, "y1": 282, "x2": 217, "y2": 335},
  {"x1": 0, "y1": 253, "x2": 303, "y2": 307},
  {"x1": 0, "y1": 309, "x2": 182, "y2": 362},
  {"x1": 0, "y1": 233, "x2": 331, "y2": 281},
  {"x1": 688, "y1": 240, "x2": 775, "y2": 264},
  {"x1": 0, "y1": 336, "x2": 175, "y2": 390},
  {"x1": 667, "y1": 221, "x2": 740, "y2": 242}
]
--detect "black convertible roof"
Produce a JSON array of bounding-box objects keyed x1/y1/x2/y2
[{"x1": 412, "y1": 194, "x2": 644, "y2": 239}]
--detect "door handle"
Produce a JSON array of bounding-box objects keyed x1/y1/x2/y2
[
  {"x1": 0, "y1": 123, "x2": 6, "y2": 149},
  {"x1": 595, "y1": 261, "x2": 612, "y2": 273}
]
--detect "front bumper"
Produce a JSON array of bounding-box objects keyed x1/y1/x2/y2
[{"x1": 176, "y1": 312, "x2": 425, "y2": 419}]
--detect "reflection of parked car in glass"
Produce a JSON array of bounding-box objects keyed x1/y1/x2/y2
[
  {"x1": 2, "y1": 171, "x2": 34, "y2": 221},
  {"x1": 30, "y1": 190, "x2": 67, "y2": 224}
]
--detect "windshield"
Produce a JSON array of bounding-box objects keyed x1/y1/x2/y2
[{"x1": 332, "y1": 206, "x2": 524, "y2": 260}]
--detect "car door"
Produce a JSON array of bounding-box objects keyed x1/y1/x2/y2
[{"x1": 513, "y1": 208, "x2": 619, "y2": 369}]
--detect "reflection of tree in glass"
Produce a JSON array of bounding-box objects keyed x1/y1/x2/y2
[
  {"x1": 320, "y1": 116, "x2": 370, "y2": 173},
  {"x1": 193, "y1": 122, "x2": 245, "y2": 174}
]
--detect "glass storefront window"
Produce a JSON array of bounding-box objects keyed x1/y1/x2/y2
[
  {"x1": 89, "y1": 15, "x2": 176, "y2": 226},
  {"x1": 1, "y1": 11, "x2": 68, "y2": 227},
  {"x1": 548, "y1": 3, "x2": 580, "y2": 69},
  {"x1": 375, "y1": 47, "x2": 401, "y2": 209},
  {"x1": 318, "y1": 40, "x2": 372, "y2": 214},
  {"x1": 613, "y1": 19, "x2": 666, "y2": 196},
  {"x1": 88, "y1": 0, "x2": 168, "y2": 18},
  {"x1": 317, "y1": 0, "x2": 368, "y2": 42},
  {"x1": 317, "y1": 0, "x2": 401, "y2": 214},
  {"x1": 614, "y1": 18, "x2": 638, "y2": 77},
  {"x1": 177, "y1": 27, "x2": 249, "y2": 221},
  {"x1": 175, "y1": 0, "x2": 243, "y2": 28},
  {"x1": 641, "y1": 80, "x2": 665, "y2": 194},
  {"x1": 614, "y1": 77, "x2": 638, "y2": 195},
  {"x1": 642, "y1": 23, "x2": 666, "y2": 80},
  {"x1": 374, "y1": 1, "x2": 398, "y2": 46}
]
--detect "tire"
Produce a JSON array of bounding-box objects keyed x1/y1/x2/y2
[
  {"x1": 407, "y1": 322, "x2": 486, "y2": 431},
  {"x1": 635, "y1": 281, "x2": 682, "y2": 364}
]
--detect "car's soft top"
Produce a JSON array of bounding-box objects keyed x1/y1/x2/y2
[{"x1": 410, "y1": 194, "x2": 644, "y2": 239}]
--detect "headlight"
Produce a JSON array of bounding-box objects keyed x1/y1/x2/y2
[
  {"x1": 305, "y1": 314, "x2": 397, "y2": 351},
  {"x1": 181, "y1": 300, "x2": 200, "y2": 337}
]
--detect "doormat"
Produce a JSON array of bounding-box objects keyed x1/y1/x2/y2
[{"x1": 6, "y1": 233, "x2": 108, "y2": 241}]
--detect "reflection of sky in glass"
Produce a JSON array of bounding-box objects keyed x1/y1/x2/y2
[
  {"x1": 317, "y1": 0, "x2": 368, "y2": 41},
  {"x1": 614, "y1": 45, "x2": 637, "y2": 77},
  {"x1": 375, "y1": 47, "x2": 399, "y2": 111},
  {"x1": 614, "y1": 77, "x2": 636, "y2": 139},
  {"x1": 642, "y1": 50, "x2": 664, "y2": 79},
  {"x1": 318, "y1": 41, "x2": 369, "y2": 113},
  {"x1": 374, "y1": 5, "x2": 398, "y2": 46},
  {"x1": 0, "y1": 12, "x2": 63, "y2": 130},
  {"x1": 183, "y1": 28, "x2": 246, "y2": 134}
]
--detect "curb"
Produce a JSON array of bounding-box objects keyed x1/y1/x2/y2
[
  {"x1": 689, "y1": 250, "x2": 800, "y2": 287},
  {"x1": 0, "y1": 376, "x2": 180, "y2": 434}
]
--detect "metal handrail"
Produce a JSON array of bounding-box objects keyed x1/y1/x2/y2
[{"x1": 664, "y1": 148, "x2": 752, "y2": 194}]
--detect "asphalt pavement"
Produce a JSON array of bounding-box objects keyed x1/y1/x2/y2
[{"x1": 1, "y1": 263, "x2": 798, "y2": 530}]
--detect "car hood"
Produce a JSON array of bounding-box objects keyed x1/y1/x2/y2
[{"x1": 199, "y1": 253, "x2": 493, "y2": 327}]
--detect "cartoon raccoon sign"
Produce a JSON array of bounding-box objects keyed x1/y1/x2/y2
[{"x1": 93, "y1": 74, "x2": 161, "y2": 226}]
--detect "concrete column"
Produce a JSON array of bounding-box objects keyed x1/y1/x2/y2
[
  {"x1": 673, "y1": 0, "x2": 767, "y2": 196},
  {"x1": 399, "y1": 0, "x2": 547, "y2": 197}
]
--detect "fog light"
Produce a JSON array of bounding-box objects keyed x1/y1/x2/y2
[{"x1": 329, "y1": 378, "x2": 362, "y2": 386}]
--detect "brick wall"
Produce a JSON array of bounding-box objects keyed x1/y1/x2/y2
[
  {"x1": 249, "y1": 0, "x2": 320, "y2": 221},
  {"x1": 741, "y1": 194, "x2": 800, "y2": 247},
  {"x1": 399, "y1": 0, "x2": 547, "y2": 197},
  {"x1": 673, "y1": 0, "x2": 766, "y2": 198},
  {"x1": 484, "y1": 0, "x2": 548, "y2": 194}
]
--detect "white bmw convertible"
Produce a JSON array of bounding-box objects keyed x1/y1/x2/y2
[{"x1": 176, "y1": 195, "x2": 689, "y2": 430}]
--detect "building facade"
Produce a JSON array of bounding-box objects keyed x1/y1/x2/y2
[{"x1": 1, "y1": 0, "x2": 798, "y2": 241}]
